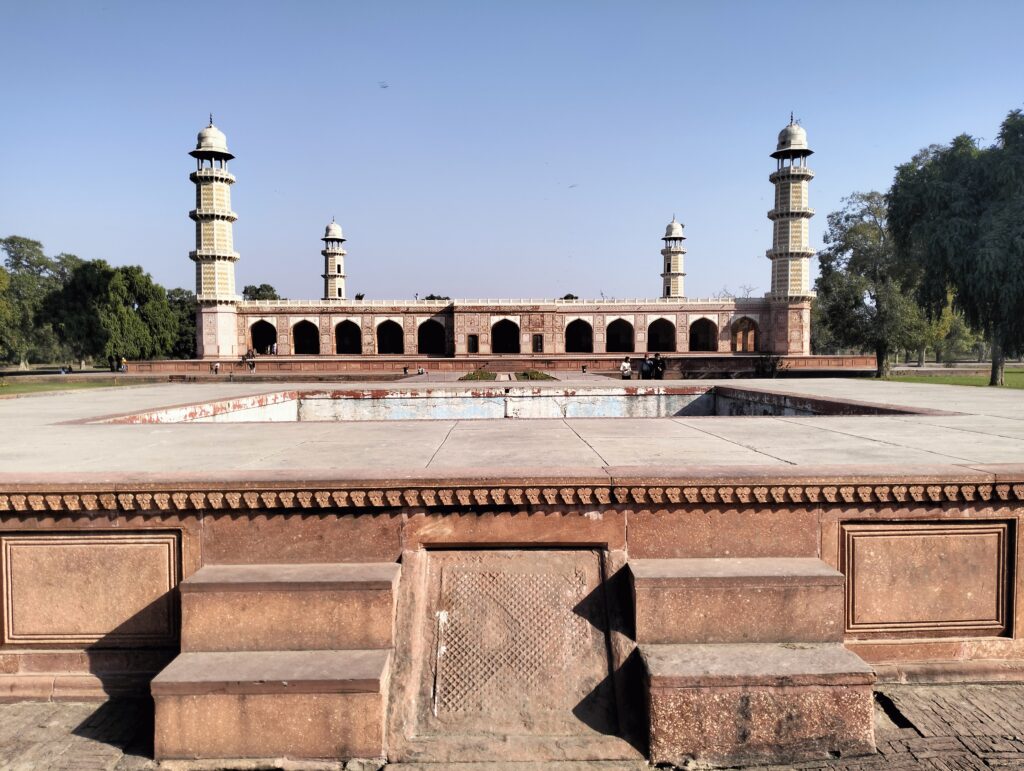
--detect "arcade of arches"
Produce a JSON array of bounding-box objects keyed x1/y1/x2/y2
[{"x1": 245, "y1": 313, "x2": 765, "y2": 357}]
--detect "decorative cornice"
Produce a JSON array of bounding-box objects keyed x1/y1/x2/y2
[{"x1": 0, "y1": 482, "x2": 1020, "y2": 514}]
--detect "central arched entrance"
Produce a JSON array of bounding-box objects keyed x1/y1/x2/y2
[
  {"x1": 335, "y1": 320, "x2": 362, "y2": 354},
  {"x1": 491, "y1": 319, "x2": 520, "y2": 354},
  {"x1": 418, "y1": 319, "x2": 447, "y2": 356},
  {"x1": 605, "y1": 319, "x2": 635, "y2": 353},
  {"x1": 647, "y1": 318, "x2": 676, "y2": 352},
  {"x1": 250, "y1": 320, "x2": 277, "y2": 354},
  {"x1": 689, "y1": 318, "x2": 718, "y2": 352},
  {"x1": 564, "y1": 319, "x2": 593, "y2": 353},
  {"x1": 377, "y1": 320, "x2": 404, "y2": 354},
  {"x1": 292, "y1": 320, "x2": 320, "y2": 355}
]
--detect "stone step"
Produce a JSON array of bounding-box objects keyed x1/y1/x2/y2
[
  {"x1": 152, "y1": 649, "x2": 390, "y2": 761},
  {"x1": 642, "y1": 642, "x2": 875, "y2": 767},
  {"x1": 630, "y1": 557, "x2": 845, "y2": 644},
  {"x1": 180, "y1": 562, "x2": 400, "y2": 652}
]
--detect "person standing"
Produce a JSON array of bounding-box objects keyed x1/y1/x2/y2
[
  {"x1": 641, "y1": 355, "x2": 653, "y2": 380},
  {"x1": 653, "y1": 353, "x2": 666, "y2": 380},
  {"x1": 619, "y1": 356, "x2": 632, "y2": 380}
]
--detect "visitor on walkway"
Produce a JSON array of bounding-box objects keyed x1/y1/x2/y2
[
  {"x1": 620, "y1": 356, "x2": 632, "y2": 380},
  {"x1": 641, "y1": 355, "x2": 653, "y2": 380},
  {"x1": 653, "y1": 353, "x2": 665, "y2": 380}
]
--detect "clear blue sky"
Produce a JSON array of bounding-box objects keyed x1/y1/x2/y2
[{"x1": 2, "y1": 0, "x2": 1021, "y2": 301}]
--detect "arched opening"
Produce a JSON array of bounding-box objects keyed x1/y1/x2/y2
[
  {"x1": 292, "y1": 320, "x2": 320, "y2": 355},
  {"x1": 564, "y1": 319, "x2": 593, "y2": 353},
  {"x1": 335, "y1": 320, "x2": 362, "y2": 355},
  {"x1": 689, "y1": 318, "x2": 718, "y2": 352},
  {"x1": 731, "y1": 317, "x2": 759, "y2": 353},
  {"x1": 417, "y1": 319, "x2": 447, "y2": 356},
  {"x1": 647, "y1": 318, "x2": 676, "y2": 352},
  {"x1": 606, "y1": 319, "x2": 635, "y2": 353},
  {"x1": 250, "y1": 320, "x2": 277, "y2": 354},
  {"x1": 376, "y1": 320, "x2": 404, "y2": 354},
  {"x1": 491, "y1": 319, "x2": 520, "y2": 354}
]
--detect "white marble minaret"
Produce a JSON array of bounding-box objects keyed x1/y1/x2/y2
[
  {"x1": 661, "y1": 216, "x2": 686, "y2": 298},
  {"x1": 190, "y1": 118, "x2": 240, "y2": 357},
  {"x1": 767, "y1": 116, "x2": 815, "y2": 299},
  {"x1": 321, "y1": 220, "x2": 347, "y2": 300}
]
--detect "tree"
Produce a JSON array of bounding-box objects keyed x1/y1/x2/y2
[
  {"x1": 0, "y1": 237, "x2": 75, "y2": 367},
  {"x1": 889, "y1": 110, "x2": 1024, "y2": 386},
  {"x1": 242, "y1": 283, "x2": 280, "y2": 301},
  {"x1": 561, "y1": 293, "x2": 579, "y2": 300},
  {"x1": 0, "y1": 266, "x2": 15, "y2": 362},
  {"x1": 45, "y1": 261, "x2": 177, "y2": 366},
  {"x1": 814, "y1": 192, "x2": 927, "y2": 376},
  {"x1": 167, "y1": 288, "x2": 197, "y2": 359},
  {"x1": 422, "y1": 294, "x2": 451, "y2": 301}
]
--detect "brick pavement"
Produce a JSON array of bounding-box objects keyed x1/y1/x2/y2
[{"x1": 1, "y1": 686, "x2": 1024, "y2": 770}]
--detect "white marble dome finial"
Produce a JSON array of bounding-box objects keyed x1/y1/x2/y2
[
  {"x1": 774, "y1": 116, "x2": 811, "y2": 156},
  {"x1": 192, "y1": 118, "x2": 233, "y2": 158},
  {"x1": 664, "y1": 216, "x2": 684, "y2": 239},
  {"x1": 324, "y1": 220, "x2": 345, "y2": 240}
]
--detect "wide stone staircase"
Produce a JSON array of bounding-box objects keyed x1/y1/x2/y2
[
  {"x1": 630, "y1": 556, "x2": 877, "y2": 767},
  {"x1": 151, "y1": 562, "x2": 399, "y2": 762}
]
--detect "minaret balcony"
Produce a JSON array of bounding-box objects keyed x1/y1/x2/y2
[
  {"x1": 766, "y1": 248, "x2": 816, "y2": 259},
  {"x1": 190, "y1": 169, "x2": 236, "y2": 184},
  {"x1": 767, "y1": 207, "x2": 815, "y2": 220},
  {"x1": 769, "y1": 166, "x2": 815, "y2": 183},
  {"x1": 189, "y1": 250, "x2": 240, "y2": 262},
  {"x1": 189, "y1": 209, "x2": 239, "y2": 222}
]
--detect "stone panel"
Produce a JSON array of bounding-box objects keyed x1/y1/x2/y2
[
  {"x1": 1, "y1": 533, "x2": 179, "y2": 646},
  {"x1": 842, "y1": 521, "x2": 1012, "y2": 638}
]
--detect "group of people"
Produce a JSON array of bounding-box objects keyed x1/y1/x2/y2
[
  {"x1": 106, "y1": 354, "x2": 127, "y2": 372},
  {"x1": 620, "y1": 353, "x2": 666, "y2": 380}
]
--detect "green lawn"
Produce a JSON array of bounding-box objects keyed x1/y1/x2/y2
[
  {"x1": 0, "y1": 379, "x2": 138, "y2": 396},
  {"x1": 885, "y1": 371, "x2": 1024, "y2": 389},
  {"x1": 515, "y1": 370, "x2": 556, "y2": 381},
  {"x1": 459, "y1": 370, "x2": 497, "y2": 381}
]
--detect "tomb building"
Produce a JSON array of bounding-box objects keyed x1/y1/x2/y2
[{"x1": 191, "y1": 119, "x2": 815, "y2": 361}]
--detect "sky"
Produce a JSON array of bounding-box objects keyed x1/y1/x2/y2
[{"x1": 1, "y1": 0, "x2": 1022, "y2": 302}]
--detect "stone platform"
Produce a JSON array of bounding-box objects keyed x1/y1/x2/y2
[{"x1": 1, "y1": 378, "x2": 1023, "y2": 766}]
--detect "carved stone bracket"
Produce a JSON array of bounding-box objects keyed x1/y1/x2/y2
[{"x1": 0, "y1": 481, "x2": 1020, "y2": 513}]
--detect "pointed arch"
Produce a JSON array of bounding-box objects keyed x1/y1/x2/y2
[
  {"x1": 564, "y1": 319, "x2": 593, "y2": 353},
  {"x1": 376, "y1": 319, "x2": 404, "y2": 354},
  {"x1": 491, "y1": 319, "x2": 520, "y2": 354},
  {"x1": 731, "y1": 316, "x2": 759, "y2": 353},
  {"x1": 250, "y1": 320, "x2": 277, "y2": 354},
  {"x1": 647, "y1": 318, "x2": 676, "y2": 352},
  {"x1": 292, "y1": 320, "x2": 320, "y2": 355},
  {"x1": 335, "y1": 320, "x2": 362, "y2": 354},
  {"x1": 606, "y1": 319, "x2": 635, "y2": 353},
  {"x1": 688, "y1": 318, "x2": 718, "y2": 352},
  {"x1": 417, "y1": 319, "x2": 447, "y2": 356}
]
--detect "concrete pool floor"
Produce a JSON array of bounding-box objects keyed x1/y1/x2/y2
[{"x1": 1, "y1": 377, "x2": 1023, "y2": 482}]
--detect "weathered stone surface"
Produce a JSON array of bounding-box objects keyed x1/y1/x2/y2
[
  {"x1": 627, "y1": 506, "x2": 820, "y2": 558},
  {"x1": 643, "y1": 644, "x2": 875, "y2": 766},
  {"x1": 630, "y1": 557, "x2": 844, "y2": 644},
  {"x1": 201, "y1": 512, "x2": 401, "y2": 563},
  {"x1": 180, "y1": 563, "x2": 399, "y2": 652},
  {"x1": 152, "y1": 650, "x2": 389, "y2": 760},
  {"x1": 402, "y1": 509, "x2": 626, "y2": 550}
]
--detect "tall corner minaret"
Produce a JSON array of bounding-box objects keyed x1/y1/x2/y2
[
  {"x1": 189, "y1": 117, "x2": 240, "y2": 358},
  {"x1": 767, "y1": 115, "x2": 815, "y2": 299},
  {"x1": 661, "y1": 216, "x2": 686, "y2": 298},
  {"x1": 321, "y1": 219, "x2": 347, "y2": 300}
]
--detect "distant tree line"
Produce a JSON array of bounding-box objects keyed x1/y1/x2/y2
[
  {"x1": 813, "y1": 108, "x2": 1024, "y2": 385},
  {"x1": 0, "y1": 237, "x2": 284, "y2": 369}
]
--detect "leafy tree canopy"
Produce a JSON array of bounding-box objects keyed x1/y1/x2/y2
[
  {"x1": 167, "y1": 288, "x2": 197, "y2": 359},
  {"x1": 889, "y1": 109, "x2": 1024, "y2": 385},
  {"x1": 422, "y1": 294, "x2": 451, "y2": 301},
  {"x1": 814, "y1": 192, "x2": 927, "y2": 376},
  {"x1": 242, "y1": 283, "x2": 281, "y2": 301}
]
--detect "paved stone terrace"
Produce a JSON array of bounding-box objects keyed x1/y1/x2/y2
[
  {"x1": 1, "y1": 686, "x2": 1023, "y2": 770},
  {"x1": 0, "y1": 378, "x2": 1023, "y2": 481}
]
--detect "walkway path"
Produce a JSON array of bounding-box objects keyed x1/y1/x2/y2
[{"x1": 2, "y1": 685, "x2": 1024, "y2": 770}]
